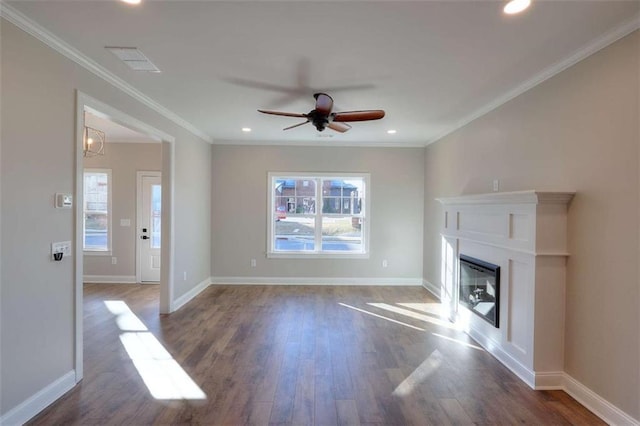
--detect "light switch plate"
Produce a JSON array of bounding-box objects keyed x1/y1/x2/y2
[{"x1": 55, "y1": 193, "x2": 73, "y2": 208}]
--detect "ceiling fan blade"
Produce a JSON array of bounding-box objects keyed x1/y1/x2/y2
[
  {"x1": 258, "y1": 109, "x2": 307, "y2": 118},
  {"x1": 283, "y1": 120, "x2": 310, "y2": 131},
  {"x1": 327, "y1": 122, "x2": 352, "y2": 133},
  {"x1": 314, "y1": 93, "x2": 334, "y2": 116},
  {"x1": 332, "y1": 110, "x2": 385, "y2": 122}
]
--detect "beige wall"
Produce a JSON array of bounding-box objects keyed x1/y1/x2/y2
[
  {"x1": 211, "y1": 145, "x2": 425, "y2": 280},
  {"x1": 1, "y1": 20, "x2": 211, "y2": 415},
  {"x1": 83, "y1": 143, "x2": 161, "y2": 278},
  {"x1": 423, "y1": 31, "x2": 639, "y2": 420}
]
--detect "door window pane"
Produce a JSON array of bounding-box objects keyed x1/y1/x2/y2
[{"x1": 151, "y1": 184, "x2": 162, "y2": 249}]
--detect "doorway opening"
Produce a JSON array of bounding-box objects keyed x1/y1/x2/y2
[{"x1": 75, "y1": 91, "x2": 176, "y2": 382}]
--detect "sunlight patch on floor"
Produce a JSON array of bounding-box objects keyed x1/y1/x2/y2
[
  {"x1": 367, "y1": 302, "x2": 460, "y2": 330},
  {"x1": 396, "y1": 302, "x2": 448, "y2": 318},
  {"x1": 104, "y1": 300, "x2": 206, "y2": 400},
  {"x1": 431, "y1": 332, "x2": 484, "y2": 351},
  {"x1": 392, "y1": 349, "x2": 443, "y2": 397},
  {"x1": 338, "y1": 302, "x2": 426, "y2": 331}
]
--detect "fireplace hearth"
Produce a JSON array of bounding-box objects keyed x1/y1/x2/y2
[{"x1": 459, "y1": 254, "x2": 500, "y2": 327}]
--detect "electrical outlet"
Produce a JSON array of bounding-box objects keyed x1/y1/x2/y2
[
  {"x1": 251, "y1": 259, "x2": 257, "y2": 267},
  {"x1": 51, "y1": 241, "x2": 72, "y2": 260},
  {"x1": 183, "y1": 271, "x2": 187, "y2": 281},
  {"x1": 382, "y1": 259, "x2": 388, "y2": 268},
  {"x1": 111, "y1": 257, "x2": 117, "y2": 265},
  {"x1": 493, "y1": 179, "x2": 500, "y2": 192}
]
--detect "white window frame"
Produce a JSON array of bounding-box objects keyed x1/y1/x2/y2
[
  {"x1": 83, "y1": 168, "x2": 112, "y2": 255},
  {"x1": 267, "y1": 172, "x2": 370, "y2": 259}
]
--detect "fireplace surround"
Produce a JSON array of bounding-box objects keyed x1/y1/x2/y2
[{"x1": 436, "y1": 190, "x2": 574, "y2": 389}]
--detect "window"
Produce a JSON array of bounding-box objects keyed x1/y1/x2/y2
[
  {"x1": 83, "y1": 169, "x2": 112, "y2": 252},
  {"x1": 268, "y1": 173, "x2": 369, "y2": 258}
]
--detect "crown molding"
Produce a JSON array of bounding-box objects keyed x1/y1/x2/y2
[
  {"x1": 0, "y1": 3, "x2": 212, "y2": 144},
  {"x1": 211, "y1": 138, "x2": 427, "y2": 148},
  {"x1": 426, "y1": 11, "x2": 640, "y2": 146}
]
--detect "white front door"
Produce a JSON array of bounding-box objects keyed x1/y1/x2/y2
[{"x1": 138, "y1": 172, "x2": 161, "y2": 283}]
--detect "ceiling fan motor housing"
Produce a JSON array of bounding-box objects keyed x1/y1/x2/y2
[{"x1": 307, "y1": 110, "x2": 329, "y2": 131}]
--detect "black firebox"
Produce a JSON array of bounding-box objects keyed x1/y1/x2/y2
[{"x1": 459, "y1": 254, "x2": 500, "y2": 327}]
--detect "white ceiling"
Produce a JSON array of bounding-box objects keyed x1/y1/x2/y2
[
  {"x1": 5, "y1": 1, "x2": 639, "y2": 146},
  {"x1": 85, "y1": 112, "x2": 160, "y2": 143}
]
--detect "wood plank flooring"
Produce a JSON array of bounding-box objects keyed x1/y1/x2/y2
[{"x1": 29, "y1": 284, "x2": 604, "y2": 425}]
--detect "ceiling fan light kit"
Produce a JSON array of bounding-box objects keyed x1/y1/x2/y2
[{"x1": 259, "y1": 93, "x2": 385, "y2": 134}]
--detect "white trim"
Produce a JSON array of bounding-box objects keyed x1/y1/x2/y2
[
  {"x1": 533, "y1": 371, "x2": 565, "y2": 390},
  {"x1": 82, "y1": 250, "x2": 113, "y2": 256},
  {"x1": 172, "y1": 277, "x2": 212, "y2": 312},
  {"x1": 436, "y1": 190, "x2": 576, "y2": 206},
  {"x1": 563, "y1": 374, "x2": 640, "y2": 426},
  {"x1": 438, "y1": 235, "x2": 571, "y2": 258},
  {"x1": 422, "y1": 279, "x2": 441, "y2": 300},
  {"x1": 464, "y1": 329, "x2": 640, "y2": 425},
  {"x1": 159, "y1": 141, "x2": 176, "y2": 313},
  {"x1": 426, "y1": 12, "x2": 640, "y2": 145},
  {"x1": 466, "y1": 326, "x2": 536, "y2": 388},
  {"x1": 213, "y1": 138, "x2": 427, "y2": 148},
  {"x1": 83, "y1": 275, "x2": 137, "y2": 284},
  {"x1": 75, "y1": 91, "x2": 177, "y2": 380},
  {"x1": 0, "y1": 3, "x2": 211, "y2": 144},
  {"x1": 211, "y1": 276, "x2": 423, "y2": 286},
  {"x1": 266, "y1": 252, "x2": 370, "y2": 260},
  {"x1": 0, "y1": 371, "x2": 76, "y2": 426}
]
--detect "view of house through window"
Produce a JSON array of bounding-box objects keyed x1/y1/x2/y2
[
  {"x1": 84, "y1": 169, "x2": 111, "y2": 251},
  {"x1": 269, "y1": 173, "x2": 369, "y2": 256}
]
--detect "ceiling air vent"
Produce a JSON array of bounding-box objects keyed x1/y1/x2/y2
[{"x1": 105, "y1": 46, "x2": 160, "y2": 73}]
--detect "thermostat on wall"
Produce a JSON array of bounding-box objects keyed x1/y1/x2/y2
[{"x1": 55, "y1": 193, "x2": 73, "y2": 208}]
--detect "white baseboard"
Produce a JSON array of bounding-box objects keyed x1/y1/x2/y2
[
  {"x1": 83, "y1": 275, "x2": 136, "y2": 284},
  {"x1": 466, "y1": 326, "x2": 536, "y2": 388},
  {"x1": 172, "y1": 276, "x2": 212, "y2": 312},
  {"x1": 563, "y1": 373, "x2": 639, "y2": 426},
  {"x1": 210, "y1": 276, "x2": 423, "y2": 286},
  {"x1": 466, "y1": 325, "x2": 639, "y2": 425},
  {"x1": 0, "y1": 370, "x2": 76, "y2": 426},
  {"x1": 422, "y1": 279, "x2": 441, "y2": 299},
  {"x1": 533, "y1": 371, "x2": 564, "y2": 389}
]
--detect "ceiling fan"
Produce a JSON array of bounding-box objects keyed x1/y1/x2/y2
[{"x1": 258, "y1": 93, "x2": 385, "y2": 133}]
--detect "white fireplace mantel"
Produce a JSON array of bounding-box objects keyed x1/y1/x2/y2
[{"x1": 437, "y1": 190, "x2": 575, "y2": 389}]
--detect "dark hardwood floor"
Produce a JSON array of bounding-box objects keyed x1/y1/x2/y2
[{"x1": 29, "y1": 284, "x2": 603, "y2": 425}]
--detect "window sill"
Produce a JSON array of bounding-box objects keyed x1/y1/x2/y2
[
  {"x1": 267, "y1": 252, "x2": 369, "y2": 260},
  {"x1": 84, "y1": 250, "x2": 112, "y2": 256}
]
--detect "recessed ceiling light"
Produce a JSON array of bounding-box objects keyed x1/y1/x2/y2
[
  {"x1": 387, "y1": 129, "x2": 397, "y2": 134},
  {"x1": 242, "y1": 127, "x2": 252, "y2": 132},
  {"x1": 503, "y1": 0, "x2": 531, "y2": 15},
  {"x1": 120, "y1": 0, "x2": 141, "y2": 4}
]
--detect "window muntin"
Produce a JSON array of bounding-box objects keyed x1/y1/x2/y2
[
  {"x1": 83, "y1": 169, "x2": 112, "y2": 252},
  {"x1": 269, "y1": 173, "x2": 369, "y2": 257}
]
